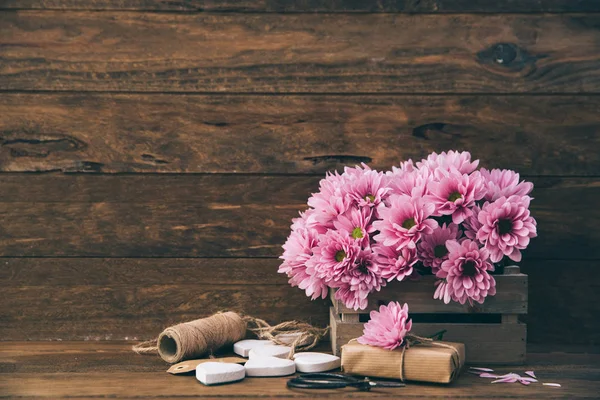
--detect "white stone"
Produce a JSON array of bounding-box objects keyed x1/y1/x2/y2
[
  {"x1": 195, "y1": 362, "x2": 245, "y2": 385},
  {"x1": 244, "y1": 356, "x2": 296, "y2": 377},
  {"x1": 233, "y1": 339, "x2": 274, "y2": 358},
  {"x1": 248, "y1": 344, "x2": 291, "y2": 359},
  {"x1": 293, "y1": 352, "x2": 341, "y2": 373}
]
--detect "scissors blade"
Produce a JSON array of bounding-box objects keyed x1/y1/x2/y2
[{"x1": 369, "y1": 381, "x2": 406, "y2": 388}]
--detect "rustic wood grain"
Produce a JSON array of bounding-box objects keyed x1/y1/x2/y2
[
  {"x1": 2, "y1": 0, "x2": 600, "y2": 12},
  {"x1": 1, "y1": 94, "x2": 599, "y2": 174},
  {"x1": 0, "y1": 284, "x2": 330, "y2": 340},
  {"x1": 1, "y1": 259, "x2": 598, "y2": 344},
  {"x1": 2, "y1": 13, "x2": 600, "y2": 93},
  {"x1": 331, "y1": 273, "x2": 528, "y2": 314},
  {"x1": 330, "y1": 308, "x2": 527, "y2": 364},
  {"x1": 2, "y1": 343, "x2": 600, "y2": 399},
  {"x1": 0, "y1": 176, "x2": 596, "y2": 259},
  {"x1": 0, "y1": 258, "x2": 288, "y2": 286}
]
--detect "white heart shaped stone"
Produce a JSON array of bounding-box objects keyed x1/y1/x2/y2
[
  {"x1": 196, "y1": 362, "x2": 245, "y2": 385},
  {"x1": 248, "y1": 344, "x2": 291, "y2": 359},
  {"x1": 233, "y1": 339, "x2": 273, "y2": 357},
  {"x1": 293, "y1": 352, "x2": 341, "y2": 373},
  {"x1": 244, "y1": 356, "x2": 296, "y2": 377}
]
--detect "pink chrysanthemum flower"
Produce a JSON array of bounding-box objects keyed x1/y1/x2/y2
[
  {"x1": 417, "y1": 223, "x2": 461, "y2": 274},
  {"x1": 480, "y1": 168, "x2": 534, "y2": 202},
  {"x1": 429, "y1": 170, "x2": 486, "y2": 224},
  {"x1": 476, "y1": 195, "x2": 537, "y2": 263},
  {"x1": 437, "y1": 239, "x2": 496, "y2": 305},
  {"x1": 344, "y1": 166, "x2": 391, "y2": 208},
  {"x1": 332, "y1": 250, "x2": 385, "y2": 310},
  {"x1": 333, "y1": 207, "x2": 375, "y2": 247},
  {"x1": 373, "y1": 244, "x2": 418, "y2": 281},
  {"x1": 417, "y1": 150, "x2": 479, "y2": 175},
  {"x1": 309, "y1": 230, "x2": 362, "y2": 285},
  {"x1": 386, "y1": 167, "x2": 431, "y2": 199},
  {"x1": 373, "y1": 194, "x2": 438, "y2": 250},
  {"x1": 357, "y1": 302, "x2": 412, "y2": 350},
  {"x1": 307, "y1": 171, "x2": 349, "y2": 229},
  {"x1": 278, "y1": 216, "x2": 328, "y2": 300},
  {"x1": 462, "y1": 205, "x2": 482, "y2": 240}
]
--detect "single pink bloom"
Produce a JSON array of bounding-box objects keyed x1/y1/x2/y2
[
  {"x1": 308, "y1": 229, "x2": 362, "y2": 286},
  {"x1": 373, "y1": 244, "x2": 419, "y2": 281},
  {"x1": 416, "y1": 150, "x2": 480, "y2": 175},
  {"x1": 278, "y1": 217, "x2": 328, "y2": 300},
  {"x1": 436, "y1": 240, "x2": 496, "y2": 305},
  {"x1": 480, "y1": 168, "x2": 534, "y2": 202},
  {"x1": 357, "y1": 302, "x2": 413, "y2": 350},
  {"x1": 373, "y1": 194, "x2": 438, "y2": 250},
  {"x1": 429, "y1": 170, "x2": 486, "y2": 224},
  {"x1": 333, "y1": 206, "x2": 375, "y2": 248},
  {"x1": 476, "y1": 195, "x2": 537, "y2": 263},
  {"x1": 386, "y1": 168, "x2": 431, "y2": 199},
  {"x1": 417, "y1": 223, "x2": 461, "y2": 274},
  {"x1": 343, "y1": 166, "x2": 391, "y2": 208},
  {"x1": 332, "y1": 250, "x2": 385, "y2": 310},
  {"x1": 307, "y1": 171, "x2": 350, "y2": 229}
]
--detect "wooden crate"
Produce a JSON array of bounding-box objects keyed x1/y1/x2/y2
[{"x1": 330, "y1": 266, "x2": 527, "y2": 365}]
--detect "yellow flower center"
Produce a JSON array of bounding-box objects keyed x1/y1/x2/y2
[
  {"x1": 402, "y1": 218, "x2": 416, "y2": 230},
  {"x1": 351, "y1": 227, "x2": 364, "y2": 239},
  {"x1": 448, "y1": 191, "x2": 462, "y2": 202}
]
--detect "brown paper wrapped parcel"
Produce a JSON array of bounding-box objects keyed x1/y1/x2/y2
[{"x1": 341, "y1": 340, "x2": 465, "y2": 384}]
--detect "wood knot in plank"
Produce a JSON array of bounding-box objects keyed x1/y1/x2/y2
[
  {"x1": 0, "y1": 131, "x2": 86, "y2": 158},
  {"x1": 477, "y1": 43, "x2": 545, "y2": 72}
]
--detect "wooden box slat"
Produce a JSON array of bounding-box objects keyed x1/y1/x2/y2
[
  {"x1": 331, "y1": 266, "x2": 528, "y2": 365},
  {"x1": 331, "y1": 268, "x2": 528, "y2": 315},
  {"x1": 331, "y1": 308, "x2": 527, "y2": 365}
]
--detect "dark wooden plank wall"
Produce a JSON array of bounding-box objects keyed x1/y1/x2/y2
[{"x1": 0, "y1": 1, "x2": 599, "y2": 346}]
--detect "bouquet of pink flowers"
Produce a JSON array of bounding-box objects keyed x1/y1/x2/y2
[{"x1": 278, "y1": 151, "x2": 537, "y2": 310}]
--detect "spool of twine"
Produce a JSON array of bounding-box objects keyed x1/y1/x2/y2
[{"x1": 132, "y1": 311, "x2": 247, "y2": 364}]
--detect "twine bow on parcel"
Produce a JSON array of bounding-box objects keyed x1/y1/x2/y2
[
  {"x1": 395, "y1": 333, "x2": 462, "y2": 382},
  {"x1": 132, "y1": 311, "x2": 328, "y2": 363}
]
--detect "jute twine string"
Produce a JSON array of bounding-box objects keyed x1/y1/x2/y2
[
  {"x1": 244, "y1": 317, "x2": 329, "y2": 358},
  {"x1": 132, "y1": 311, "x2": 247, "y2": 364},
  {"x1": 132, "y1": 311, "x2": 328, "y2": 363},
  {"x1": 397, "y1": 334, "x2": 460, "y2": 382}
]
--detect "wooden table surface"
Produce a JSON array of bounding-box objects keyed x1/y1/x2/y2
[{"x1": 1, "y1": 342, "x2": 599, "y2": 399}]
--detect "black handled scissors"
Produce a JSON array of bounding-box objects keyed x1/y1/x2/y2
[{"x1": 287, "y1": 373, "x2": 406, "y2": 391}]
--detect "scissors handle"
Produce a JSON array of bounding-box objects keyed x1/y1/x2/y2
[{"x1": 287, "y1": 373, "x2": 372, "y2": 391}]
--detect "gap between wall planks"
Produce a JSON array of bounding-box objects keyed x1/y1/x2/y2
[
  {"x1": 2, "y1": 12, "x2": 600, "y2": 93},
  {"x1": 1, "y1": 94, "x2": 599, "y2": 175},
  {"x1": 1, "y1": 258, "x2": 599, "y2": 344},
  {"x1": 2, "y1": 0, "x2": 600, "y2": 12},
  {"x1": 0, "y1": 175, "x2": 597, "y2": 259}
]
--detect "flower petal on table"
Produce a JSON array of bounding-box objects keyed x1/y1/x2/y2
[
  {"x1": 519, "y1": 377, "x2": 538, "y2": 383},
  {"x1": 524, "y1": 371, "x2": 536, "y2": 378},
  {"x1": 519, "y1": 379, "x2": 531, "y2": 386},
  {"x1": 479, "y1": 373, "x2": 499, "y2": 379},
  {"x1": 543, "y1": 383, "x2": 562, "y2": 387},
  {"x1": 470, "y1": 367, "x2": 495, "y2": 372},
  {"x1": 492, "y1": 376, "x2": 518, "y2": 383}
]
